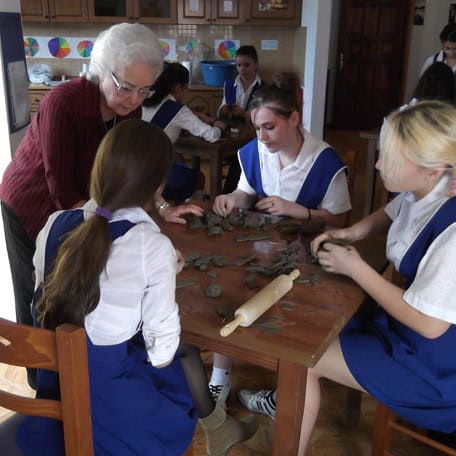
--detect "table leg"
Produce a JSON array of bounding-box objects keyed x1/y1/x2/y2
[
  {"x1": 210, "y1": 150, "x2": 223, "y2": 200},
  {"x1": 273, "y1": 359, "x2": 308, "y2": 455}
]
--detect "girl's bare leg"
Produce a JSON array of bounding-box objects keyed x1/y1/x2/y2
[{"x1": 298, "y1": 338, "x2": 366, "y2": 455}]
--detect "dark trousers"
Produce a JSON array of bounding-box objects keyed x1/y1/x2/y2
[
  {"x1": 1, "y1": 201, "x2": 35, "y2": 327},
  {"x1": 2, "y1": 202, "x2": 36, "y2": 388},
  {"x1": 222, "y1": 155, "x2": 241, "y2": 194}
]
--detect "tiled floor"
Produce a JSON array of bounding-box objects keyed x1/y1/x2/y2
[{"x1": 0, "y1": 130, "x2": 433, "y2": 454}]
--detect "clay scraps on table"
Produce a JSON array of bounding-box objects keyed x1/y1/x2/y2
[
  {"x1": 205, "y1": 282, "x2": 222, "y2": 298},
  {"x1": 276, "y1": 217, "x2": 325, "y2": 236},
  {"x1": 184, "y1": 253, "x2": 226, "y2": 270},
  {"x1": 176, "y1": 279, "x2": 196, "y2": 289}
]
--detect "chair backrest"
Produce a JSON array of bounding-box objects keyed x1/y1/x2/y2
[
  {"x1": 0, "y1": 318, "x2": 93, "y2": 456},
  {"x1": 337, "y1": 148, "x2": 357, "y2": 226}
]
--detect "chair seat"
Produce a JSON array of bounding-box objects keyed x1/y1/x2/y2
[{"x1": 0, "y1": 413, "x2": 26, "y2": 455}]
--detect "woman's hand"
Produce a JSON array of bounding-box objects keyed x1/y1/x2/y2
[
  {"x1": 160, "y1": 204, "x2": 204, "y2": 224},
  {"x1": 310, "y1": 228, "x2": 356, "y2": 257},
  {"x1": 175, "y1": 249, "x2": 185, "y2": 274},
  {"x1": 255, "y1": 196, "x2": 288, "y2": 216},
  {"x1": 213, "y1": 194, "x2": 236, "y2": 217},
  {"x1": 316, "y1": 243, "x2": 364, "y2": 278}
]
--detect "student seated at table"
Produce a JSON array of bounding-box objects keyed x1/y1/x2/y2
[
  {"x1": 20, "y1": 120, "x2": 257, "y2": 456},
  {"x1": 142, "y1": 62, "x2": 226, "y2": 202},
  {"x1": 217, "y1": 45, "x2": 266, "y2": 193},
  {"x1": 210, "y1": 75, "x2": 352, "y2": 404},
  {"x1": 243, "y1": 100, "x2": 456, "y2": 456}
]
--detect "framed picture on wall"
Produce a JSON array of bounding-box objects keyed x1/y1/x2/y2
[
  {"x1": 414, "y1": 0, "x2": 425, "y2": 26},
  {"x1": 449, "y1": 4, "x2": 456, "y2": 24}
]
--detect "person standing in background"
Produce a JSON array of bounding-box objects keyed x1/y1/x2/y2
[
  {"x1": 0, "y1": 23, "x2": 202, "y2": 387},
  {"x1": 218, "y1": 45, "x2": 266, "y2": 193},
  {"x1": 419, "y1": 23, "x2": 456, "y2": 77}
]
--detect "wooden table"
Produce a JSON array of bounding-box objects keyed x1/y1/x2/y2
[
  {"x1": 162, "y1": 213, "x2": 387, "y2": 455},
  {"x1": 174, "y1": 126, "x2": 255, "y2": 200}
]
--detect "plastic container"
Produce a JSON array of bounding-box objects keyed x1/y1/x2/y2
[{"x1": 200, "y1": 60, "x2": 237, "y2": 87}]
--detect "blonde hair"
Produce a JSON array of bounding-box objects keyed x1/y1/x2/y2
[{"x1": 379, "y1": 100, "x2": 456, "y2": 181}]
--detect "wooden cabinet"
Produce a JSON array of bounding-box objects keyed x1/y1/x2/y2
[
  {"x1": 88, "y1": 0, "x2": 177, "y2": 24},
  {"x1": 247, "y1": 0, "x2": 301, "y2": 26},
  {"x1": 29, "y1": 86, "x2": 50, "y2": 115},
  {"x1": 184, "y1": 85, "x2": 223, "y2": 117},
  {"x1": 178, "y1": 0, "x2": 245, "y2": 25},
  {"x1": 21, "y1": 0, "x2": 88, "y2": 22}
]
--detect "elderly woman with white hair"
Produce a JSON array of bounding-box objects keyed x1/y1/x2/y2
[{"x1": 0, "y1": 23, "x2": 203, "y2": 362}]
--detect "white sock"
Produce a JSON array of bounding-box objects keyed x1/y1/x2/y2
[{"x1": 210, "y1": 367, "x2": 231, "y2": 386}]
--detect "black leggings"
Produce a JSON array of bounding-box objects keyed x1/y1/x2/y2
[{"x1": 178, "y1": 342, "x2": 215, "y2": 418}]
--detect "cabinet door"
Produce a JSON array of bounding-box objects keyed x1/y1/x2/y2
[
  {"x1": 178, "y1": 0, "x2": 210, "y2": 24},
  {"x1": 247, "y1": 0, "x2": 301, "y2": 26},
  {"x1": 48, "y1": 0, "x2": 88, "y2": 22},
  {"x1": 21, "y1": 0, "x2": 50, "y2": 22},
  {"x1": 22, "y1": 1, "x2": 88, "y2": 22},
  {"x1": 134, "y1": 0, "x2": 177, "y2": 23},
  {"x1": 211, "y1": 0, "x2": 244, "y2": 25},
  {"x1": 88, "y1": 0, "x2": 134, "y2": 22},
  {"x1": 29, "y1": 89, "x2": 49, "y2": 115}
]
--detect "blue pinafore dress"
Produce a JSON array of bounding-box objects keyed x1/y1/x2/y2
[
  {"x1": 150, "y1": 100, "x2": 199, "y2": 202},
  {"x1": 340, "y1": 197, "x2": 456, "y2": 433},
  {"x1": 17, "y1": 209, "x2": 197, "y2": 455},
  {"x1": 238, "y1": 139, "x2": 346, "y2": 209}
]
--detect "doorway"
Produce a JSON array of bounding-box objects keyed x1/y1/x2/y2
[{"x1": 332, "y1": 0, "x2": 413, "y2": 129}]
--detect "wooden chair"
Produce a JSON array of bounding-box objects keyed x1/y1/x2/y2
[
  {"x1": 0, "y1": 317, "x2": 93, "y2": 456},
  {"x1": 337, "y1": 148, "x2": 357, "y2": 228},
  {"x1": 371, "y1": 270, "x2": 456, "y2": 456}
]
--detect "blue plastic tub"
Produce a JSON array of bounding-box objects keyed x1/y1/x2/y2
[{"x1": 200, "y1": 60, "x2": 237, "y2": 87}]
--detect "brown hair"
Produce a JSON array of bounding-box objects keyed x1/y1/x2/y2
[
  {"x1": 37, "y1": 119, "x2": 173, "y2": 329},
  {"x1": 250, "y1": 71, "x2": 301, "y2": 118}
]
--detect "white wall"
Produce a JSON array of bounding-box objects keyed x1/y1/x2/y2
[
  {"x1": 405, "y1": 0, "x2": 455, "y2": 100},
  {"x1": 301, "y1": 0, "x2": 333, "y2": 139},
  {"x1": 0, "y1": 0, "x2": 21, "y2": 321}
]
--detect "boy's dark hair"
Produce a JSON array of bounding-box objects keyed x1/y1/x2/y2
[
  {"x1": 413, "y1": 62, "x2": 455, "y2": 104},
  {"x1": 440, "y1": 23, "x2": 456, "y2": 42},
  {"x1": 144, "y1": 62, "x2": 189, "y2": 107},
  {"x1": 235, "y1": 45, "x2": 258, "y2": 62}
]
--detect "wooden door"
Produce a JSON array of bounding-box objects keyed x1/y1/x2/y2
[
  {"x1": 333, "y1": 0, "x2": 413, "y2": 129},
  {"x1": 21, "y1": 0, "x2": 50, "y2": 21}
]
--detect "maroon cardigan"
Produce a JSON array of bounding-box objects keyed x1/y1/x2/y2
[{"x1": 0, "y1": 78, "x2": 140, "y2": 241}]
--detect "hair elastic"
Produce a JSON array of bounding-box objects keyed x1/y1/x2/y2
[{"x1": 95, "y1": 206, "x2": 113, "y2": 221}]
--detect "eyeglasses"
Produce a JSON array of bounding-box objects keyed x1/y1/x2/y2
[{"x1": 110, "y1": 72, "x2": 154, "y2": 99}]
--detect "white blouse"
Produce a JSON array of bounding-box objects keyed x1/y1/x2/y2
[
  {"x1": 237, "y1": 129, "x2": 352, "y2": 215},
  {"x1": 142, "y1": 94, "x2": 222, "y2": 144},
  {"x1": 385, "y1": 174, "x2": 456, "y2": 324},
  {"x1": 34, "y1": 201, "x2": 181, "y2": 366}
]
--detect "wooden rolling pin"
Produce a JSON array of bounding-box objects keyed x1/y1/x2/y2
[{"x1": 220, "y1": 269, "x2": 300, "y2": 337}]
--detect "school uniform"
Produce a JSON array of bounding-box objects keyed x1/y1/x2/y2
[
  {"x1": 17, "y1": 201, "x2": 197, "y2": 455},
  {"x1": 237, "y1": 129, "x2": 352, "y2": 214},
  {"x1": 218, "y1": 74, "x2": 264, "y2": 114},
  {"x1": 341, "y1": 174, "x2": 456, "y2": 433},
  {"x1": 143, "y1": 95, "x2": 222, "y2": 202},
  {"x1": 419, "y1": 50, "x2": 456, "y2": 76}
]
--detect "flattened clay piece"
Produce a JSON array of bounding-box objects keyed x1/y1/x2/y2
[
  {"x1": 205, "y1": 211, "x2": 224, "y2": 227},
  {"x1": 228, "y1": 212, "x2": 244, "y2": 226},
  {"x1": 176, "y1": 280, "x2": 196, "y2": 289},
  {"x1": 215, "y1": 303, "x2": 235, "y2": 321},
  {"x1": 212, "y1": 256, "x2": 225, "y2": 267},
  {"x1": 244, "y1": 273, "x2": 260, "y2": 289},
  {"x1": 233, "y1": 254, "x2": 256, "y2": 267},
  {"x1": 234, "y1": 233, "x2": 272, "y2": 242},
  {"x1": 279, "y1": 302, "x2": 295, "y2": 311},
  {"x1": 208, "y1": 225, "x2": 224, "y2": 237},
  {"x1": 185, "y1": 213, "x2": 205, "y2": 230},
  {"x1": 296, "y1": 273, "x2": 320, "y2": 285},
  {"x1": 184, "y1": 252, "x2": 201, "y2": 262},
  {"x1": 220, "y1": 218, "x2": 233, "y2": 231},
  {"x1": 206, "y1": 282, "x2": 222, "y2": 298},
  {"x1": 243, "y1": 211, "x2": 265, "y2": 229},
  {"x1": 277, "y1": 218, "x2": 325, "y2": 236},
  {"x1": 207, "y1": 271, "x2": 217, "y2": 279}
]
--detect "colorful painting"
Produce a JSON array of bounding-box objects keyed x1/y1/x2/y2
[
  {"x1": 215, "y1": 40, "x2": 239, "y2": 60},
  {"x1": 159, "y1": 38, "x2": 176, "y2": 61},
  {"x1": 76, "y1": 40, "x2": 93, "y2": 58},
  {"x1": 48, "y1": 37, "x2": 71, "y2": 59},
  {"x1": 24, "y1": 37, "x2": 39, "y2": 57}
]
